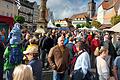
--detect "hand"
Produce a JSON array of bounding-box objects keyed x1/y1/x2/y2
[{"x1": 52, "y1": 64, "x2": 57, "y2": 70}]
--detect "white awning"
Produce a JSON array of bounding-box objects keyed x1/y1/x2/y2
[{"x1": 35, "y1": 27, "x2": 45, "y2": 33}]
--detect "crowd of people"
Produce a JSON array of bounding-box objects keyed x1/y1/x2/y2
[{"x1": 0, "y1": 22, "x2": 120, "y2": 80}]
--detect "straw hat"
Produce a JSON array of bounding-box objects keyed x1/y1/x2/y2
[{"x1": 23, "y1": 44, "x2": 38, "y2": 54}]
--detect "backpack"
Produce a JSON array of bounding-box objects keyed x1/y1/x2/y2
[{"x1": 9, "y1": 45, "x2": 23, "y2": 64}]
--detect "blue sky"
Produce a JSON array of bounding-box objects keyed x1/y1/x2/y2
[{"x1": 29, "y1": 0, "x2": 103, "y2": 19}]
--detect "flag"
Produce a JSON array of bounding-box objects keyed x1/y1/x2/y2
[{"x1": 15, "y1": 0, "x2": 21, "y2": 9}]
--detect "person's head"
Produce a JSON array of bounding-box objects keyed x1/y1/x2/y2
[
  {"x1": 104, "y1": 34, "x2": 109, "y2": 41},
  {"x1": 57, "y1": 36, "x2": 64, "y2": 46},
  {"x1": 94, "y1": 34, "x2": 99, "y2": 39},
  {"x1": 98, "y1": 46, "x2": 108, "y2": 58},
  {"x1": 29, "y1": 38, "x2": 38, "y2": 45},
  {"x1": 23, "y1": 45, "x2": 38, "y2": 61},
  {"x1": 69, "y1": 37, "x2": 73, "y2": 42},
  {"x1": 75, "y1": 41, "x2": 85, "y2": 52},
  {"x1": 13, "y1": 64, "x2": 34, "y2": 80},
  {"x1": 25, "y1": 33, "x2": 30, "y2": 40}
]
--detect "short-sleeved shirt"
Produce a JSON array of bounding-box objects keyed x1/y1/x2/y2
[{"x1": 114, "y1": 56, "x2": 120, "y2": 80}]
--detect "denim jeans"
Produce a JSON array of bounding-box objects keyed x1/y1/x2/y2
[
  {"x1": 53, "y1": 70, "x2": 66, "y2": 80},
  {"x1": 5, "y1": 69, "x2": 14, "y2": 80}
]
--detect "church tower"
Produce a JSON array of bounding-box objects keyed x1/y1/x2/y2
[{"x1": 88, "y1": 0, "x2": 96, "y2": 18}]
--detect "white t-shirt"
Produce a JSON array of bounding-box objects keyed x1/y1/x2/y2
[
  {"x1": 96, "y1": 56, "x2": 109, "y2": 80},
  {"x1": 74, "y1": 51, "x2": 91, "y2": 76}
]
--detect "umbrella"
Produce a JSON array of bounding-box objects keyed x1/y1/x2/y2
[{"x1": 91, "y1": 27, "x2": 98, "y2": 30}]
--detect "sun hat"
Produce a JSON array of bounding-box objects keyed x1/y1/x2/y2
[{"x1": 23, "y1": 44, "x2": 38, "y2": 54}]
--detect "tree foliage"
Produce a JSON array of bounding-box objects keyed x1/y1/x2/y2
[
  {"x1": 91, "y1": 20, "x2": 101, "y2": 28},
  {"x1": 110, "y1": 15, "x2": 120, "y2": 26},
  {"x1": 14, "y1": 16, "x2": 25, "y2": 24},
  {"x1": 81, "y1": 23, "x2": 85, "y2": 28},
  {"x1": 84, "y1": 22, "x2": 92, "y2": 28},
  {"x1": 76, "y1": 24, "x2": 81, "y2": 28},
  {"x1": 56, "y1": 24, "x2": 61, "y2": 27},
  {"x1": 69, "y1": 25, "x2": 74, "y2": 28}
]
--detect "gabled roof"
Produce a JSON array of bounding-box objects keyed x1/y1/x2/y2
[
  {"x1": 98, "y1": 0, "x2": 120, "y2": 10},
  {"x1": 99, "y1": 24, "x2": 112, "y2": 30},
  {"x1": 70, "y1": 12, "x2": 88, "y2": 19}
]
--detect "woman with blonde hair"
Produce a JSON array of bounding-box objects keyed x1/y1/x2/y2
[
  {"x1": 13, "y1": 64, "x2": 34, "y2": 80},
  {"x1": 96, "y1": 46, "x2": 110, "y2": 80}
]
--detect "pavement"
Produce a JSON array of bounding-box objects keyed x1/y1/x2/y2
[
  {"x1": 3, "y1": 68, "x2": 115, "y2": 80},
  {"x1": 3, "y1": 69, "x2": 53, "y2": 80}
]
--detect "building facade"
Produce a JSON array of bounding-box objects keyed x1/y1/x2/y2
[
  {"x1": 70, "y1": 12, "x2": 89, "y2": 28},
  {"x1": 55, "y1": 20, "x2": 68, "y2": 27},
  {"x1": 33, "y1": 2, "x2": 39, "y2": 27},
  {"x1": 118, "y1": 7, "x2": 120, "y2": 15},
  {"x1": 0, "y1": 0, "x2": 18, "y2": 17},
  {"x1": 97, "y1": 0, "x2": 120, "y2": 24},
  {"x1": 47, "y1": 8, "x2": 54, "y2": 22},
  {"x1": 19, "y1": 0, "x2": 34, "y2": 29},
  {"x1": 70, "y1": 0, "x2": 96, "y2": 28}
]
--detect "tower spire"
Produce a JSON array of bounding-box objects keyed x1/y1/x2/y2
[{"x1": 88, "y1": 0, "x2": 96, "y2": 18}]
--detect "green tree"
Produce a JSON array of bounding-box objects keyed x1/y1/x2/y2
[
  {"x1": 76, "y1": 24, "x2": 81, "y2": 28},
  {"x1": 91, "y1": 20, "x2": 101, "y2": 28},
  {"x1": 111, "y1": 15, "x2": 120, "y2": 26},
  {"x1": 56, "y1": 24, "x2": 61, "y2": 27},
  {"x1": 84, "y1": 22, "x2": 92, "y2": 28},
  {"x1": 81, "y1": 23, "x2": 85, "y2": 28},
  {"x1": 69, "y1": 25, "x2": 74, "y2": 28},
  {"x1": 14, "y1": 16, "x2": 25, "y2": 24}
]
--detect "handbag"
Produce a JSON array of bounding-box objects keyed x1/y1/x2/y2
[
  {"x1": 84, "y1": 70, "x2": 96, "y2": 80},
  {"x1": 70, "y1": 68, "x2": 84, "y2": 80}
]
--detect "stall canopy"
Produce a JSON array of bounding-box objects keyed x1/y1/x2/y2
[
  {"x1": 104, "y1": 22, "x2": 120, "y2": 32},
  {"x1": 35, "y1": 27, "x2": 45, "y2": 33},
  {"x1": 91, "y1": 27, "x2": 98, "y2": 30},
  {"x1": 110, "y1": 22, "x2": 120, "y2": 32},
  {"x1": 47, "y1": 20, "x2": 57, "y2": 28}
]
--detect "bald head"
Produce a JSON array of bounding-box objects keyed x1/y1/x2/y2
[{"x1": 57, "y1": 36, "x2": 64, "y2": 46}]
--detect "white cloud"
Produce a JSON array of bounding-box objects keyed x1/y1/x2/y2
[
  {"x1": 27, "y1": 0, "x2": 39, "y2": 3},
  {"x1": 47, "y1": 0, "x2": 86, "y2": 19},
  {"x1": 27, "y1": 0, "x2": 103, "y2": 19},
  {"x1": 28, "y1": 0, "x2": 35, "y2": 2}
]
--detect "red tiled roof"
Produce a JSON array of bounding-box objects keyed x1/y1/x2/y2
[
  {"x1": 103, "y1": 1, "x2": 112, "y2": 10},
  {"x1": 98, "y1": 0, "x2": 120, "y2": 10},
  {"x1": 112, "y1": 0, "x2": 118, "y2": 3},
  {"x1": 99, "y1": 24, "x2": 112, "y2": 30},
  {"x1": 70, "y1": 12, "x2": 88, "y2": 19}
]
